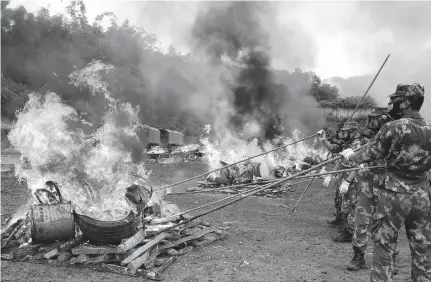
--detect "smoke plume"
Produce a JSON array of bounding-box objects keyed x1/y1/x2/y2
[{"x1": 191, "y1": 2, "x2": 324, "y2": 143}]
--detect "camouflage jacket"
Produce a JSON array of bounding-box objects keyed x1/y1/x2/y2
[
  {"x1": 337, "y1": 137, "x2": 367, "y2": 169},
  {"x1": 351, "y1": 112, "x2": 431, "y2": 193}
]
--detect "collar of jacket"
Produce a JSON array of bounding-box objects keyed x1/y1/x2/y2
[{"x1": 402, "y1": 111, "x2": 423, "y2": 120}]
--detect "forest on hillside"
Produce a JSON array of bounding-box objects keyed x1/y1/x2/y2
[{"x1": 1, "y1": 1, "x2": 376, "y2": 138}]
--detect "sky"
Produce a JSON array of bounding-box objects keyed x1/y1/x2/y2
[{"x1": 9, "y1": 0, "x2": 431, "y2": 117}]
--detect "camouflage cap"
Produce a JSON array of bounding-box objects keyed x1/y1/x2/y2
[
  {"x1": 341, "y1": 121, "x2": 359, "y2": 131},
  {"x1": 389, "y1": 83, "x2": 425, "y2": 98},
  {"x1": 368, "y1": 106, "x2": 388, "y2": 117}
]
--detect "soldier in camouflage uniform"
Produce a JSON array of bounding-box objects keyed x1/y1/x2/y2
[
  {"x1": 332, "y1": 122, "x2": 368, "y2": 243},
  {"x1": 347, "y1": 107, "x2": 394, "y2": 271},
  {"x1": 340, "y1": 83, "x2": 431, "y2": 282},
  {"x1": 318, "y1": 123, "x2": 348, "y2": 226},
  {"x1": 318, "y1": 122, "x2": 367, "y2": 243}
]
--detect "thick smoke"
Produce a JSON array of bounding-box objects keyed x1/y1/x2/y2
[{"x1": 191, "y1": 2, "x2": 324, "y2": 143}]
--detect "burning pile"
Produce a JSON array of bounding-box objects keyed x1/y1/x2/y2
[
  {"x1": 190, "y1": 125, "x2": 326, "y2": 198},
  {"x1": 1, "y1": 193, "x2": 227, "y2": 280},
  {"x1": 187, "y1": 2, "x2": 329, "y2": 198},
  {"x1": 1, "y1": 61, "x2": 227, "y2": 279}
]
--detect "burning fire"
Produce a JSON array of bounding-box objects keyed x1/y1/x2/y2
[
  {"x1": 8, "y1": 61, "x2": 150, "y2": 221},
  {"x1": 199, "y1": 124, "x2": 327, "y2": 179}
]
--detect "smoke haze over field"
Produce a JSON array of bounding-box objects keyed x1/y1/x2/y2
[{"x1": 8, "y1": 1, "x2": 431, "y2": 121}]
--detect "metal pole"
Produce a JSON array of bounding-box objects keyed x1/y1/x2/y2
[
  {"x1": 155, "y1": 133, "x2": 318, "y2": 191},
  {"x1": 349, "y1": 54, "x2": 391, "y2": 120},
  {"x1": 154, "y1": 143, "x2": 371, "y2": 234}
]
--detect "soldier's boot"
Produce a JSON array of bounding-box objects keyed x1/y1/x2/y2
[
  {"x1": 393, "y1": 251, "x2": 399, "y2": 275},
  {"x1": 327, "y1": 211, "x2": 344, "y2": 227},
  {"x1": 331, "y1": 226, "x2": 353, "y2": 243},
  {"x1": 347, "y1": 246, "x2": 367, "y2": 271}
]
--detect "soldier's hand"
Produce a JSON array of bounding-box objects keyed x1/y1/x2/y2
[
  {"x1": 339, "y1": 180, "x2": 350, "y2": 194},
  {"x1": 339, "y1": 148, "x2": 354, "y2": 161},
  {"x1": 358, "y1": 163, "x2": 369, "y2": 176},
  {"x1": 317, "y1": 130, "x2": 326, "y2": 140},
  {"x1": 323, "y1": 175, "x2": 332, "y2": 187}
]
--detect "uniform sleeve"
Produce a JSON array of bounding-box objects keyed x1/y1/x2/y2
[
  {"x1": 330, "y1": 142, "x2": 343, "y2": 154},
  {"x1": 350, "y1": 123, "x2": 394, "y2": 164}
]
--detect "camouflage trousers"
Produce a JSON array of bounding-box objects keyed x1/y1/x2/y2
[
  {"x1": 333, "y1": 174, "x2": 344, "y2": 216},
  {"x1": 341, "y1": 180, "x2": 359, "y2": 234},
  {"x1": 353, "y1": 171, "x2": 384, "y2": 252},
  {"x1": 370, "y1": 188, "x2": 431, "y2": 282}
]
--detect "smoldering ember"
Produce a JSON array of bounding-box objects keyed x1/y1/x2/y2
[{"x1": 2, "y1": 1, "x2": 431, "y2": 282}]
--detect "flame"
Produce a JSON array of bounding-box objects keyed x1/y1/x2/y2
[
  {"x1": 199, "y1": 125, "x2": 326, "y2": 178},
  {"x1": 146, "y1": 146, "x2": 167, "y2": 154},
  {"x1": 8, "y1": 61, "x2": 150, "y2": 221},
  {"x1": 171, "y1": 144, "x2": 200, "y2": 154}
]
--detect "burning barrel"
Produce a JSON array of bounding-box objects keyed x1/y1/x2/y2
[
  {"x1": 30, "y1": 203, "x2": 75, "y2": 243},
  {"x1": 73, "y1": 211, "x2": 137, "y2": 245}
]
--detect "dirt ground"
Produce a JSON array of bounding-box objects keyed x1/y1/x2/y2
[{"x1": 1, "y1": 153, "x2": 413, "y2": 282}]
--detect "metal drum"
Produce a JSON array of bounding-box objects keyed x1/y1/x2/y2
[
  {"x1": 74, "y1": 211, "x2": 137, "y2": 245},
  {"x1": 30, "y1": 203, "x2": 75, "y2": 243}
]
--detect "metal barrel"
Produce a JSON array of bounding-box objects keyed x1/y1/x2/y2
[
  {"x1": 73, "y1": 211, "x2": 137, "y2": 245},
  {"x1": 30, "y1": 203, "x2": 75, "y2": 243}
]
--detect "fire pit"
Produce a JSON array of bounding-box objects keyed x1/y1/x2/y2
[{"x1": 2, "y1": 199, "x2": 228, "y2": 280}]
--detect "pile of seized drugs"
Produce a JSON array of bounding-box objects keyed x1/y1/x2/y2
[
  {"x1": 1, "y1": 183, "x2": 227, "y2": 281},
  {"x1": 185, "y1": 179, "x2": 296, "y2": 198},
  {"x1": 184, "y1": 156, "x2": 324, "y2": 198}
]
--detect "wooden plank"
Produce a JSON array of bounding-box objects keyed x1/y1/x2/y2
[
  {"x1": 84, "y1": 254, "x2": 115, "y2": 265},
  {"x1": 58, "y1": 236, "x2": 85, "y2": 252},
  {"x1": 200, "y1": 221, "x2": 212, "y2": 227},
  {"x1": 0, "y1": 239, "x2": 19, "y2": 251},
  {"x1": 154, "y1": 257, "x2": 168, "y2": 267},
  {"x1": 1, "y1": 217, "x2": 12, "y2": 229},
  {"x1": 1, "y1": 219, "x2": 23, "y2": 249},
  {"x1": 116, "y1": 229, "x2": 145, "y2": 253},
  {"x1": 169, "y1": 230, "x2": 181, "y2": 240},
  {"x1": 70, "y1": 254, "x2": 90, "y2": 264},
  {"x1": 143, "y1": 245, "x2": 160, "y2": 269},
  {"x1": 121, "y1": 232, "x2": 170, "y2": 266},
  {"x1": 9, "y1": 244, "x2": 41, "y2": 260},
  {"x1": 1, "y1": 218, "x2": 23, "y2": 239},
  {"x1": 155, "y1": 256, "x2": 177, "y2": 275},
  {"x1": 127, "y1": 249, "x2": 150, "y2": 273},
  {"x1": 160, "y1": 228, "x2": 217, "y2": 250},
  {"x1": 44, "y1": 248, "x2": 59, "y2": 259},
  {"x1": 57, "y1": 251, "x2": 73, "y2": 263},
  {"x1": 150, "y1": 216, "x2": 181, "y2": 225},
  {"x1": 38, "y1": 241, "x2": 64, "y2": 252},
  {"x1": 1, "y1": 253, "x2": 11, "y2": 260},
  {"x1": 72, "y1": 245, "x2": 117, "y2": 255}
]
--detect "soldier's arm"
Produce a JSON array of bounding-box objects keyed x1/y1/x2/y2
[
  {"x1": 321, "y1": 139, "x2": 335, "y2": 151},
  {"x1": 323, "y1": 139, "x2": 343, "y2": 154},
  {"x1": 348, "y1": 123, "x2": 393, "y2": 164},
  {"x1": 346, "y1": 170, "x2": 357, "y2": 182}
]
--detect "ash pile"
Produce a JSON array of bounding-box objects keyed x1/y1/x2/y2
[{"x1": 1, "y1": 182, "x2": 227, "y2": 280}]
